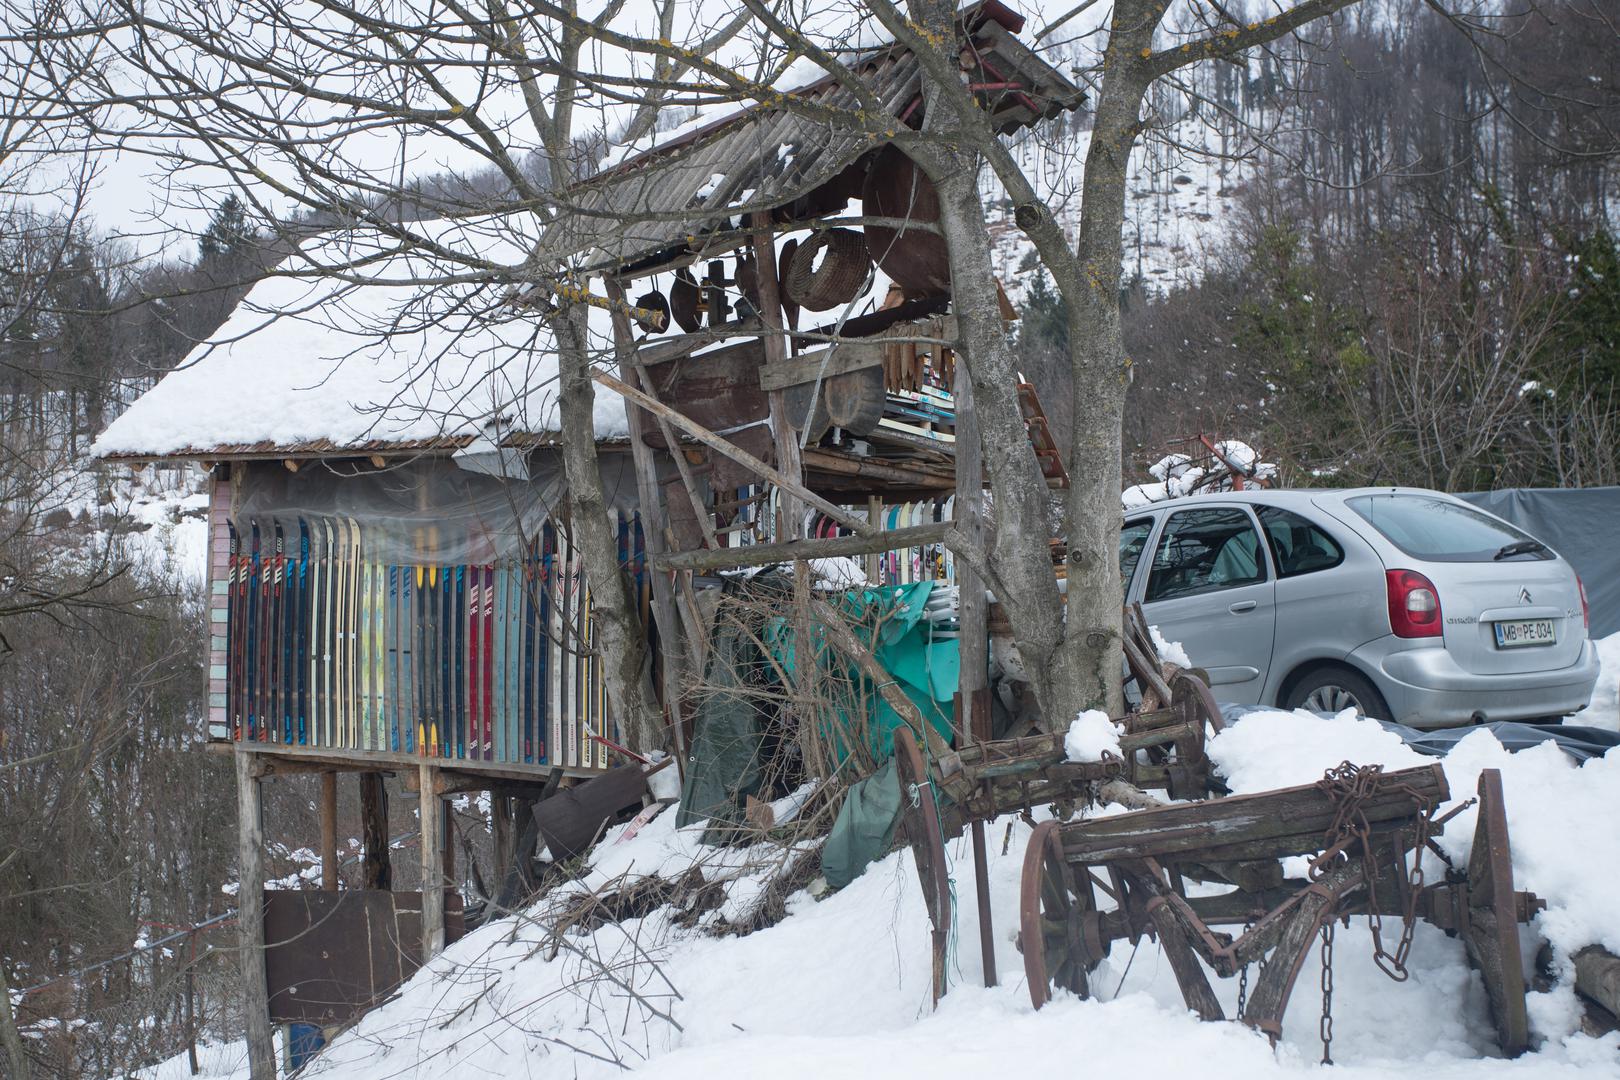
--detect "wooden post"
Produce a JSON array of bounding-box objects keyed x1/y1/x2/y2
[
  {"x1": 319, "y1": 772, "x2": 338, "y2": 890},
  {"x1": 359, "y1": 771, "x2": 391, "y2": 890},
  {"x1": 603, "y1": 278, "x2": 691, "y2": 770},
  {"x1": 866, "y1": 495, "x2": 883, "y2": 583},
  {"x1": 235, "y1": 752, "x2": 276, "y2": 1080},
  {"x1": 418, "y1": 763, "x2": 445, "y2": 959},
  {"x1": 752, "y1": 212, "x2": 805, "y2": 539},
  {"x1": 953, "y1": 356, "x2": 997, "y2": 988}
]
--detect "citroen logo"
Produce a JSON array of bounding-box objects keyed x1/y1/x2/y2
[{"x1": 1518, "y1": 587, "x2": 1533, "y2": 605}]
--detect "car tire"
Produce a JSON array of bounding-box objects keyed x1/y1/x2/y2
[{"x1": 1282, "y1": 667, "x2": 1391, "y2": 721}]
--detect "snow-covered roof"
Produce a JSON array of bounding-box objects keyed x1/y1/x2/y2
[
  {"x1": 94, "y1": 222, "x2": 630, "y2": 460},
  {"x1": 539, "y1": 0, "x2": 1084, "y2": 275}
]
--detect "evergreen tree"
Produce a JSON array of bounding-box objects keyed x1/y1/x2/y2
[{"x1": 197, "y1": 194, "x2": 256, "y2": 263}]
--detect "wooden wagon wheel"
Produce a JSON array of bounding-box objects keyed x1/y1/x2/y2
[
  {"x1": 1019, "y1": 819, "x2": 1106, "y2": 1008},
  {"x1": 894, "y1": 725, "x2": 952, "y2": 1004},
  {"x1": 1464, "y1": 769, "x2": 1531, "y2": 1057},
  {"x1": 1171, "y1": 670, "x2": 1224, "y2": 735}
]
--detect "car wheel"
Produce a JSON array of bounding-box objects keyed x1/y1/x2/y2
[{"x1": 1283, "y1": 667, "x2": 1391, "y2": 720}]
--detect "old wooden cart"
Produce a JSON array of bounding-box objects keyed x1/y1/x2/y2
[{"x1": 1017, "y1": 764, "x2": 1542, "y2": 1056}]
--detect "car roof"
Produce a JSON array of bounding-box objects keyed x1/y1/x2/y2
[{"x1": 1121, "y1": 486, "x2": 1452, "y2": 517}]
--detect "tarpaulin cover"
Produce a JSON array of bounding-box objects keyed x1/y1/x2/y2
[
  {"x1": 821, "y1": 756, "x2": 903, "y2": 890},
  {"x1": 1220, "y1": 704, "x2": 1620, "y2": 763},
  {"x1": 766, "y1": 581, "x2": 958, "y2": 772},
  {"x1": 1458, "y1": 487, "x2": 1620, "y2": 638},
  {"x1": 676, "y1": 615, "x2": 775, "y2": 835}
]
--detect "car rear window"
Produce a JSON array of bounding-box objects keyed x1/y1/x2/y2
[{"x1": 1344, "y1": 494, "x2": 1549, "y2": 563}]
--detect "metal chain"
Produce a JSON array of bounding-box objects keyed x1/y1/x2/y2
[
  {"x1": 1313, "y1": 761, "x2": 1435, "y2": 983},
  {"x1": 1319, "y1": 920, "x2": 1336, "y2": 1066},
  {"x1": 1235, "y1": 917, "x2": 1254, "y2": 1020}
]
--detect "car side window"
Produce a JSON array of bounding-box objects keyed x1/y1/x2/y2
[
  {"x1": 1145, "y1": 508, "x2": 1268, "y2": 603},
  {"x1": 1119, "y1": 519, "x2": 1153, "y2": 595},
  {"x1": 1256, "y1": 506, "x2": 1345, "y2": 578}
]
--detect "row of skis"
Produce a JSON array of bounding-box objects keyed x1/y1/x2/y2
[{"x1": 222, "y1": 513, "x2": 649, "y2": 770}]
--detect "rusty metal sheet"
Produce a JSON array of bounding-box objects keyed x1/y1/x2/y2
[
  {"x1": 533, "y1": 765, "x2": 650, "y2": 862},
  {"x1": 263, "y1": 890, "x2": 465, "y2": 1025},
  {"x1": 639, "y1": 339, "x2": 769, "y2": 450}
]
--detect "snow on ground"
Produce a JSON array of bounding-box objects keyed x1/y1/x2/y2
[{"x1": 136, "y1": 704, "x2": 1620, "y2": 1080}]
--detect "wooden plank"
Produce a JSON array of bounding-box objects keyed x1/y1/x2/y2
[
  {"x1": 235, "y1": 751, "x2": 276, "y2": 1080},
  {"x1": 592, "y1": 369, "x2": 872, "y2": 535},
  {"x1": 758, "y1": 343, "x2": 884, "y2": 391},
  {"x1": 655, "y1": 521, "x2": 949, "y2": 572},
  {"x1": 1058, "y1": 764, "x2": 1448, "y2": 865},
  {"x1": 752, "y1": 212, "x2": 805, "y2": 540}
]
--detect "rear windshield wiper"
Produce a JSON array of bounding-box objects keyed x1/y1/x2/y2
[{"x1": 1493, "y1": 539, "x2": 1549, "y2": 560}]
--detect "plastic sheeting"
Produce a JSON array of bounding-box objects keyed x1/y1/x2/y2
[
  {"x1": 1219, "y1": 704, "x2": 1620, "y2": 763},
  {"x1": 234, "y1": 453, "x2": 642, "y2": 566},
  {"x1": 1458, "y1": 487, "x2": 1620, "y2": 638}
]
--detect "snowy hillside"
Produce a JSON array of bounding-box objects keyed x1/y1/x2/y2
[{"x1": 135, "y1": 708, "x2": 1620, "y2": 1080}]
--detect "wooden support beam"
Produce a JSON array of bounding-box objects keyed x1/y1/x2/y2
[
  {"x1": 655, "y1": 521, "x2": 948, "y2": 573},
  {"x1": 801, "y1": 447, "x2": 956, "y2": 489},
  {"x1": 418, "y1": 763, "x2": 445, "y2": 959},
  {"x1": 603, "y1": 278, "x2": 692, "y2": 771},
  {"x1": 235, "y1": 752, "x2": 276, "y2": 1080},
  {"x1": 320, "y1": 772, "x2": 338, "y2": 891},
  {"x1": 592, "y1": 369, "x2": 872, "y2": 535},
  {"x1": 752, "y1": 212, "x2": 806, "y2": 539}
]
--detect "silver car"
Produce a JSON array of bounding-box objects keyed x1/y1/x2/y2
[{"x1": 1120, "y1": 487, "x2": 1600, "y2": 728}]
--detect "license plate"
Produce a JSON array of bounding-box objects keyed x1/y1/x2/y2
[{"x1": 1494, "y1": 619, "x2": 1556, "y2": 648}]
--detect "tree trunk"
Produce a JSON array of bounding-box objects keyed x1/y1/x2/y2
[
  {"x1": 552, "y1": 302, "x2": 663, "y2": 753},
  {"x1": 928, "y1": 160, "x2": 1068, "y2": 723},
  {"x1": 1051, "y1": 23, "x2": 1156, "y2": 723},
  {"x1": 359, "y1": 771, "x2": 390, "y2": 890},
  {"x1": 0, "y1": 958, "x2": 30, "y2": 1080}
]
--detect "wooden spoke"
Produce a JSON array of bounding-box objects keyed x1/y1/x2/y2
[{"x1": 1020, "y1": 820, "x2": 1103, "y2": 1008}]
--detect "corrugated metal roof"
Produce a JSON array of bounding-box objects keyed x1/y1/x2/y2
[{"x1": 542, "y1": 7, "x2": 1084, "y2": 275}]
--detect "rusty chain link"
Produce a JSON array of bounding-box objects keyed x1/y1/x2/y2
[
  {"x1": 1311, "y1": 761, "x2": 1437, "y2": 983},
  {"x1": 1320, "y1": 919, "x2": 1336, "y2": 1065}
]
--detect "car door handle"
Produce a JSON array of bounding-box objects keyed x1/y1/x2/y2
[{"x1": 1228, "y1": 600, "x2": 1257, "y2": 613}]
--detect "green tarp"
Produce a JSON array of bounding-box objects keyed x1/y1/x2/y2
[{"x1": 678, "y1": 580, "x2": 959, "y2": 877}]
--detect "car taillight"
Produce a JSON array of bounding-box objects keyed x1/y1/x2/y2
[
  {"x1": 1386, "y1": 569, "x2": 1442, "y2": 638},
  {"x1": 1578, "y1": 575, "x2": 1590, "y2": 630}
]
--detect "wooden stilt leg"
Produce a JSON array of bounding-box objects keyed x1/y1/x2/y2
[
  {"x1": 419, "y1": 763, "x2": 444, "y2": 958},
  {"x1": 236, "y1": 752, "x2": 276, "y2": 1080}
]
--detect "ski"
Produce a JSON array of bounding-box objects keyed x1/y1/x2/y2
[
  {"x1": 438, "y1": 536, "x2": 452, "y2": 759},
  {"x1": 453, "y1": 562, "x2": 466, "y2": 760},
  {"x1": 347, "y1": 518, "x2": 362, "y2": 749},
  {"x1": 466, "y1": 561, "x2": 480, "y2": 762},
  {"x1": 550, "y1": 521, "x2": 567, "y2": 768},
  {"x1": 524, "y1": 532, "x2": 539, "y2": 764},
  {"x1": 296, "y1": 520, "x2": 310, "y2": 745},
  {"x1": 539, "y1": 522, "x2": 554, "y2": 765},
  {"x1": 322, "y1": 519, "x2": 337, "y2": 748}
]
